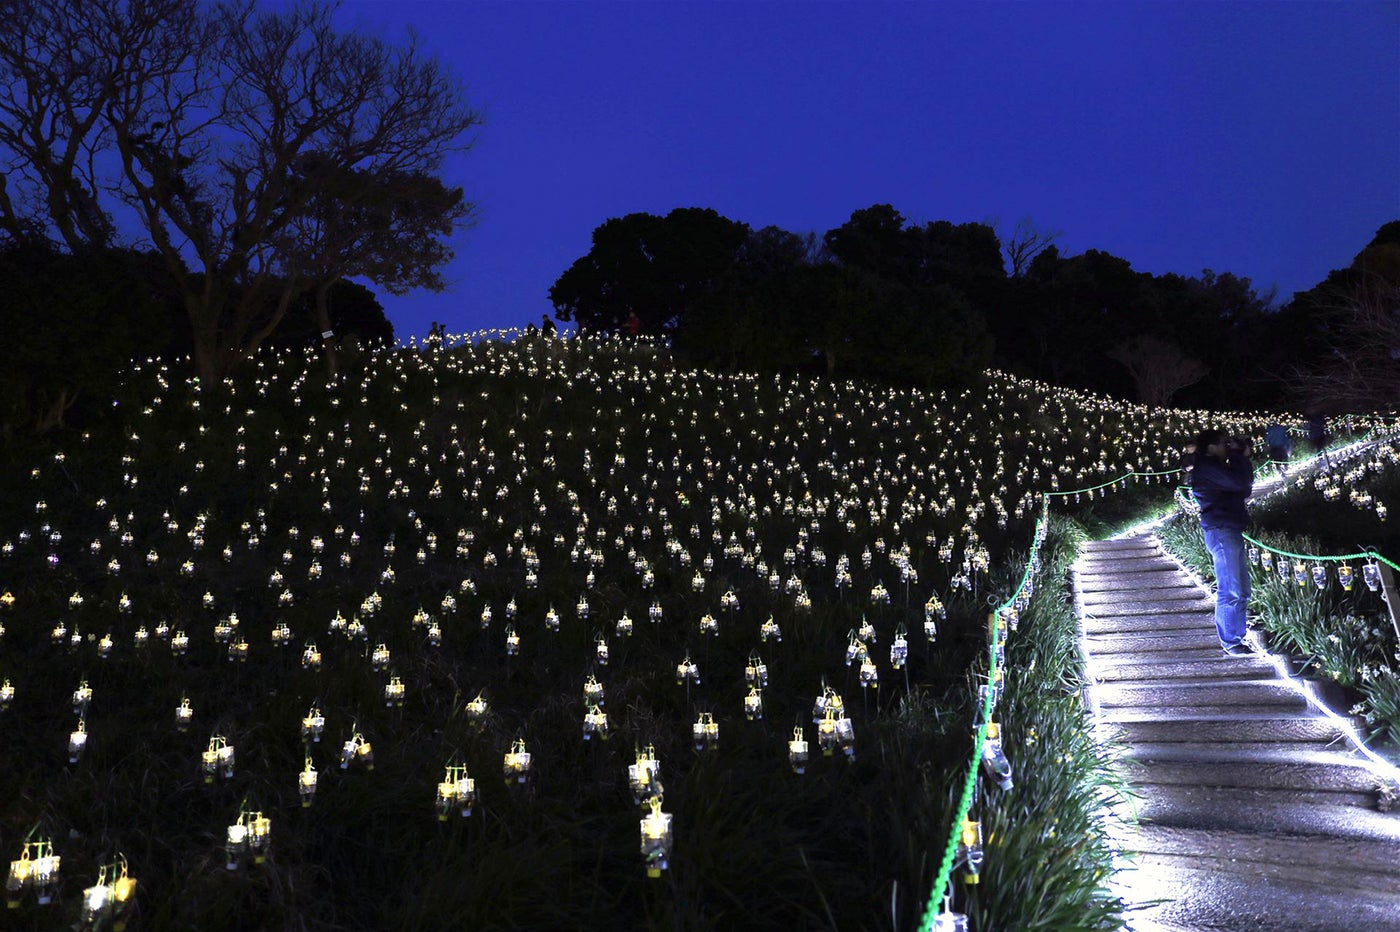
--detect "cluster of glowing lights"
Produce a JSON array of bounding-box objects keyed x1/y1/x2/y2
[
  {"x1": 7, "y1": 839, "x2": 59, "y2": 907},
  {"x1": 0, "y1": 329, "x2": 1317, "y2": 905}
]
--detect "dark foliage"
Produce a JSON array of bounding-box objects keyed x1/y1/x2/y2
[
  {"x1": 0, "y1": 241, "x2": 179, "y2": 440},
  {"x1": 553, "y1": 207, "x2": 1399, "y2": 412}
]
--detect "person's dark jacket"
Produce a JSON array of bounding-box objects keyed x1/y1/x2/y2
[{"x1": 1191, "y1": 449, "x2": 1253, "y2": 531}]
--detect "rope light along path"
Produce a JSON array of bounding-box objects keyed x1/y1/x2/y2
[
  {"x1": 917, "y1": 467, "x2": 1178, "y2": 931},
  {"x1": 1241, "y1": 536, "x2": 1400, "y2": 574},
  {"x1": 918, "y1": 506, "x2": 1041, "y2": 932}
]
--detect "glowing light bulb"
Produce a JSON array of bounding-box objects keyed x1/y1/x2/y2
[
  {"x1": 175, "y1": 697, "x2": 193, "y2": 731},
  {"x1": 788, "y1": 727, "x2": 809, "y2": 773},
  {"x1": 958, "y1": 819, "x2": 984, "y2": 884},
  {"x1": 72, "y1": 680, "x2": 92, "y2": 714},
  {"x1": 301, "y1": 706, "x2": 325, "y2": 743},
  {"x1": 890, "y1": 626, "x2": 908, "y2": 668},
  {"x1": 692, "y1": 712, "x2": 719, "y2": 751},
  {"x1": 68, "y1": 718, "x2": 88, "y2": 763},
  {"x1": 225, "y1": 823, "x2": 248, "y2": 870},
  {"x1": 981, "y1": 722, "x2": 1014, "y2": 790},
  {"x1": 676, "y1": 656, "x2": 700, "y2": 686},
  {"x1": 342, "y1": 732, "x2": 373, "y2": 770},
  {"x1": 503, "y1": 738, "x2": 533, "y2": 784},
  {"x1": 583, "y1": 704, "x2": 609, "y2": 741},
  {"x1": 639, "y1": 797, "x2": 673, "y2": 878},
  {"x1": 299, "y1": 758, "x2": 318, "y2": 807},
  {"x1": 627, "y1": 745, "x2": 661, "y2": 804},
  {"x1": 743, "y1": 687, "x2": 763, "y2": 721}
]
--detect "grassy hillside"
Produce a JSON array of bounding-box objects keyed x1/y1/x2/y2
[{"x1": 0, "y1": 334, "x2": 1269, "y2": 930}]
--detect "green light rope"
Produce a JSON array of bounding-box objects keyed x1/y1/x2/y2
[
  {"x1": 1044, "y1": 467, "x2": 1183, "y2": 498},
  {"x1": 1239, "y1": 534, "x2": 1400, "y2": 573},
  {"x1": 919, "y1": 506, "x2": 1045, "y2": 932}
]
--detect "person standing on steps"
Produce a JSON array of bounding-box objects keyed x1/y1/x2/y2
[
  {"x1": 1264, "y1": 423, "x2": 1293, "y2": 478},
  {"x1": 1189, "y1": 428, "x2": 1256, "y2": 656},
  {"x1": 1306, "y1": 410, "x2": 1330, "y2": 466}
]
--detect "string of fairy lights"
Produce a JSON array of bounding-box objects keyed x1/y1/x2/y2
[{"x1": 0, "y1": 329, "x2": 1392, "y2": 927}]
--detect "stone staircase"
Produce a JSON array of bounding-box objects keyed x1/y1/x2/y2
[{"x1": 1074, "y1": 534, "x2": 1400, "y2": 931}]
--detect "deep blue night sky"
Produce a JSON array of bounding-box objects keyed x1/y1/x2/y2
[{"x1": 319, "y1": 0, "x2": 1399, "y2": 342}]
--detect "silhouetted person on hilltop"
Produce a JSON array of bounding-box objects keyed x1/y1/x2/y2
[
  {"x1": 541, "y1": 315, "x2": 556, "y2": 337},
  {"x1": 1264, "y1": 423, "x2": 1292, "y2": 477},
  {"x1": 1306, "y1": 411, "x2": 1329, "y2": 465}
]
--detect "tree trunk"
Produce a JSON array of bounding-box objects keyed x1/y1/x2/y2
[
  {"x1": 192, "y1": 329, "x2": 224, "y2": 383},
  {"x1": 34, "y1": 389, "x2": 75, "y2": 433},
  {"x1": 316, "y1": 285, "x2": 339, "y2": 379}
]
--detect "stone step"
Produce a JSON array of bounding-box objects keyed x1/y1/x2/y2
[
  {"x1": 1082, "y1": 538, "x2": 1160, "y2": 553},
  {"x1": 1082, "y1": 630, "x2": 1222, "y2": 654},
  {"x1": 1074, "y1": 575, "x2": 1196, "y2": 593},
  {"x1": 1125, "y1": 743, "x2": 1373, "y2": 768},
  {"x1": 1077, "y1": 544, "x2": 1167, "y2": 558},
  {"x1": 1124, "y1": 756, "x2": 1384, "y2": 796},
  {"x1": 1083, "y1": 597, "x2": 1218, "y2": 617},
  {"x1": 1078, "y1": 589, "x2": 1206, "y2": 610},
  {"x1": 1133, "y1": 785, "x2": 1400, "y2": 845},
  {"x1": 1123, "y1": 824, "x2": 1400, "y2": 893},
  {"x1": 1076, "y1": 561, "x2": 1177, "y2": 574},
  {"x1": 1087, "y1": 655, "x2": 1272, "y2": 682},
  {"x1": 1099, "y1": 704, "x2": 1324, "y2": 724},
  {"x1": 1127, "y1": 740, "x2": 1355, "y2": 759},
  {"x1": 1113, "y1": 858, "x2": 1400, "y2": 931},
  {"x1": 1096, "y1": 680, "x2": 1306, "y2": 710},
  {"x1": 1081, "y1": 611, "x2": 1214, "y2": 634},
  {"x1": 1077, "y1": 556, "x2": 1176, "y2": 572},
  {"x1": 1101, "y1": 715, "x2": 1347, "y2": 744},
  {"x1": 1087, "y1": 645, "x2": 1252, "y2": 665}
]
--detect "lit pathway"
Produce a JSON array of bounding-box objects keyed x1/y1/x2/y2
[{"x1": 1074, "y1": 534, "x2": 1400, "y2": 932}]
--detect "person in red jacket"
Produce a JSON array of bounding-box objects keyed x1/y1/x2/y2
[{"x1": 624, "y1": 311, "x2": 641, "y2": 337}]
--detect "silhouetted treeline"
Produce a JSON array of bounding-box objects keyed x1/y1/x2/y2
[
  {"x1": 0, "y1": 0, "x2": 472, "y2": 386},
  {"x1": 0, "y1": 239, "x2": 393, "y2": 441},
  {"x1": 551, "y1": 206, "x2": 1400, "y2": 411}
]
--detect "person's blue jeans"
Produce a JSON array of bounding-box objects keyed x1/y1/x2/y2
[{"x1": 1203, "y1": 527, "x2": 1250, "y2": 647}]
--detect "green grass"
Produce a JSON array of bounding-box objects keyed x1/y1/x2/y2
[{"x1": 0, "y1": 336, "x2": 1252, "y2": 929}]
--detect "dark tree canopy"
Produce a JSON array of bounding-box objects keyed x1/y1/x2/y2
[
  {"x1": 269, "y1": 280, "x2": 395, "y2": 351},
  {"x1": 1283, "y1": 223, "x2": 1400, "y2": 412},
  {"x1": 549, "y1": 208, "x2": 751, "y2": 336},
  {"x1": 551, "y1": 202, "x2": 1381, "y2": 409},
  {"x1": 0, "y1": 241, "x2": 176, "y2": 437},
  {"x1": 0, "y1": 0, "x2": 478, "y2": 380},
  {"x1": 552, "y1": 204, "x2": 997, "y2": 389}
]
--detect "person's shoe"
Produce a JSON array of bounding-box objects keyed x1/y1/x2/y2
[{"x1": 1222, "y1": 641, "x2": 1256, "y2": 657}]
